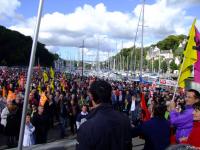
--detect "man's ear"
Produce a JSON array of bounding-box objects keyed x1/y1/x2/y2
[
  {"x1": 92, "y1": 99, "x2": 96, "y2": 107},
  {"x1": 90, "y1": 95, "x2": 96, "y2": 106}
]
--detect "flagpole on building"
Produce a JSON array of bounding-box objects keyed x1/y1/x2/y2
[{"x1": 18, "y1": 0, "x2": 44, "y2": 149}]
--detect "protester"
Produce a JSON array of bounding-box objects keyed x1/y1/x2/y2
[
  {"x1": 76, "y1": 80, "x2": 132, "y2": 150},
  {"x1": 182, "y1": 101, "x2": 200, "y2": 147},
  {"x1": 131, "y1": 102, "x2": 170, "y2": 150},
  {"x1": 0, "y1": 91, "x2": 6, "y2": 117},
  {"x1": 170, "y1": 89, "x2": 200, "y2": 143},
  {"x1": 48, "y1": 94, "x2": 56, "y2": 128},
  {"x1": 23, "y1": 113, "x2": 35, "y2": 147},
  {"x1": 58, "y1": 93, "x2": 68, "y2": 138},
  {"x1": 5, "y1": 103, "x2": 20, "y2": 148},
  {"x1": 1, "y1": 101, "x2": 11, "y2": 129},
  {"x1": 130, "y1": 94, "x2": 142, "y2": 126},
  {"x1": 32, "y1": 106, "x2": 49, "y2": 144},
  {"x1": 69, "y1": 96, "x2": 80, "y2": 134},
  {"x1": 76, "y1": 105, "x2": 88, "y2": 130},
  {"x1": 0, "y1": 92, "x2": 6, "y2": 133}
]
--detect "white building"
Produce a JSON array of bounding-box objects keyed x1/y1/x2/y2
[
  {"x1": 146, "y1": 46, "x2": 173, "y2": 60},
  {"x1": 175, "y1": 57, "x2": 180, "y2": 65},
  {"x1": 160, "y1": 49, "x2": 173, "y2": 60}
]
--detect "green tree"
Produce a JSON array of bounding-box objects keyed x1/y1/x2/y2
[
  {"x1": 153, "y1": 59, "x2": 159, "y2": 72},
  {"x1": 85, "y1": 63, "x2": 92, "y2": 69},
  {"x1": 170, "y1": 60, "x2": 178, "y2": 73},
  {"x1": 147, "y1": 60, "x2": 152, "y2": 71},
  {"x1": 156, "y1": 35, "x2": 186, "y2": 53},
  {"x1": 161, "y1": 60, "x2": 168, "y2": 73},
  {"x1": 0, "y1": 25, "x2": 56, "y2": 66}
]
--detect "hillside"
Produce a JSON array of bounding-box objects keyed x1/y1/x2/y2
[
  {"x1": 0, "y1": 25, "x2": 57, "y2": 66},
  {"x1": 109, "y1": 34, "x2": 187, "y2": 72}
]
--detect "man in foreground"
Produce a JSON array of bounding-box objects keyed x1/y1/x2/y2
[{"x1": 76, "y1": 80, "x2": 132, "y2": 150}]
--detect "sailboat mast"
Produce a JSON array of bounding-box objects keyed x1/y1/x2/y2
[
  {"x1": 140, "y1": 0, "x2": 145, "y2": 77},
  {"x1": 132, "y1": 3, "x2": 142, "y2": 76}
]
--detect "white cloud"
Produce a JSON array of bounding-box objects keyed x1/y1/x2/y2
[
  {"x1": 134, "y1": 0, "x2": 194, "y2": 42},
  {"x1": 164, "y1": 0, "x2": 200, "y2": 7},
  {"x1": 84, "y1": 49, "x2": 111, "y2": 61},
  {"x1": 9, "y1": 3, "x2": 138, "y2": 51},
  {"x1": 0, "y1": 0, "x2": 20, "y2": 19},
  {"x1": 8, "y1": 1, "x2": 198, "y2": 56}
]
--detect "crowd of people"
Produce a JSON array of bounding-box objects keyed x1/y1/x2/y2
[{"x1": 0, "y1": 67, "x2": 200, "y2": 150}]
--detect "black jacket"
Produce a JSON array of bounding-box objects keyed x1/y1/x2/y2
[
  {"x1": 32, "y1": 113, "x2": 49, "y2": 144},
  {"x1": 76, "y1": 103, "x2": 132, "y2": 150},
  {"x1": 131, "y1": 117, "x2": 170, "y2": 150}
]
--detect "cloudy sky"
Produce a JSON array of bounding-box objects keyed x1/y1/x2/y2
[{"x1": 0, "y1": 0, "x2": 200, "y2": 61}]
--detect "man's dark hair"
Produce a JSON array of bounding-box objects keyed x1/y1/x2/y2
[
  {"x1": 188, "y1": 89, "x2": 200, "y2": 100},
  {"x1": 26, "y1": 112, "x2": 31, "y2": 116},
  {"x1": 89, "y1": 80, "x2": 112, "y2": 104},
  {"x1": 153, "y1": 102, "x2": 167, "y2": 119}
]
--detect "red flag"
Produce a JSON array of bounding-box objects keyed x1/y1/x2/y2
[{"x1": 140, "y1": 92, "x2": 151, "y2": 121}]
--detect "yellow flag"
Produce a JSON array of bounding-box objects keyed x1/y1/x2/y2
[
  {"x1": 38, "y1": 82, "x2": 42, "y2": 94},
  {"x1": 43, "y1": 71, "x2": 49, "y2": 83},
  {"x1": 178, "y1": 19, "x2": 197, "y2": 88},
  {"x1": 50, "y1": 67, "x2": 55, "y2": 79},
  {"x1": 50, "y1": 80, "x2": 55, "y2": 93}
]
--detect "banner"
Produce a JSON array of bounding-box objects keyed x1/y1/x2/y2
[{"x1": 159, "y1": 79, "x2": 176, "y2": 87}]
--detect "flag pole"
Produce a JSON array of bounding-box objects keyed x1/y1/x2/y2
[
  {"x1": 17, "y1": 0, "x2": 44, "y2": 149},
  {"x1": 172, "y1": 56, "x2": 186, "y2": 101}
]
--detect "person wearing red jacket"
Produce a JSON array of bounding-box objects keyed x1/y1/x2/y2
[{"x1": 186, "y1": 101, "x2": 200, "y2": 147}]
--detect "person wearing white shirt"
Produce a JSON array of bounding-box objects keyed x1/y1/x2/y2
[
  {"x1": 76, "y1": 105, "x2": 88, "y2": 130},
  {"x1": 23, "y1": 113, "x2": 35, "y2": 147}
]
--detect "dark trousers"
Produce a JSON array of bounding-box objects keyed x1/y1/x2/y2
[
  {"x1": 7, "y1": 136, "x2": 17, "y2": 148},
  {"x1": 69, "y1": 115, "x2": 76, "y2": 134},
  {"x1": 59, "y1": 116, "x2": 67, "y2": 138}
]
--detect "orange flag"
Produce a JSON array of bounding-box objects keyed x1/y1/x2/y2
[
  {"x1": 39, "y1": 92, "x2": 47, "y2": 106},
  {"x1": 7, "y1": 90, "x2": 16, "y2": 101},
  {"x1": 2, "y1": 87, "x2": 7, "y2": 97}
]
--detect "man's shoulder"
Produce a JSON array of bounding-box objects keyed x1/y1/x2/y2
[
  {"x1": 80, "y1": 109, "x2": 130, "y2": 129},
  {"x1": 143, "y1": 118, "x2": 169, "y2": 126}
]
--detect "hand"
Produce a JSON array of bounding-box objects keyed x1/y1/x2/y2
[
  {"x1": 170, "y1": 101, "x2": 176, "y2": 111},
  {"x1": 179, "y1": 137, "x2": 188, "y2": 142},
  {"x1": 131, "y1": 124, "x2": 135, "y2": 128}
]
